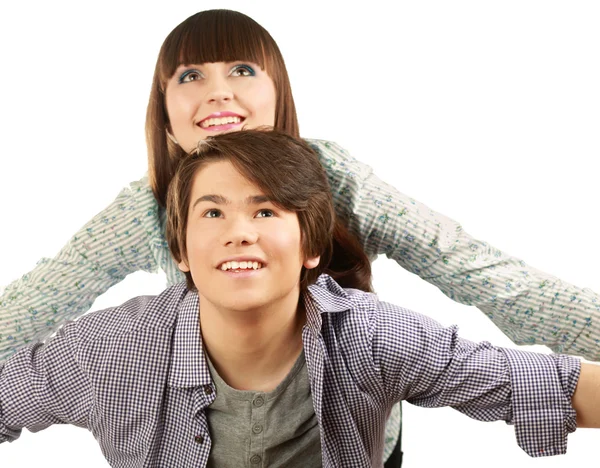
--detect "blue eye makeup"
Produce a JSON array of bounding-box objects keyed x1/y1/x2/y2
[
  {"x1": 178, "y1": 69, "x2": 203, "y2": 84},
  {"x1": 230, "y1": 64, "x2": 256, "y2": 77},
  {"x1": 176, "y1": 64, "x2": 255, "y2": 83}
]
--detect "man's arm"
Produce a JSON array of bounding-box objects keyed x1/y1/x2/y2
[
  {"x1": 572, "y1": 362, "x2": 600, "y2": 427},
  {"x1": 372, "y1": 300, "x2": 580, "y2": 457},
  {"x1": 0, "y1": 322, "x2": 92, "y2": 443}
]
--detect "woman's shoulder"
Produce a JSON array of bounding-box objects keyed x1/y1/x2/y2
[
  {"x1": 303, "y1": 137, "x2": 348, "y2": 156},
  {"x1": 302, "y1": 138, "x2": 372, "y2": 179},
  {"x1": 123, "y1": 173, "x2": 155, "y2": 199},
  {"x1": 111, "y1": 173, "x2": 162, "y2": 217}
]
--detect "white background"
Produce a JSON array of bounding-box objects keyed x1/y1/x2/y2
[{"x1": 1, "y1": 1, "x2": 599, "y2": 466}]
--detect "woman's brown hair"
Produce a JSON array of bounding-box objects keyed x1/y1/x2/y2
[
  {"x1": 146, "y1": 9, "x2": 299, "y2": 207},
  {"x1": 167, "y1": 129, "x2": 372, "y2": 293}
]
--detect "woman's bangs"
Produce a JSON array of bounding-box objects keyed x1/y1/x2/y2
[{"x1": 158, "y1": 16, "x2": 273, "y2": 86}]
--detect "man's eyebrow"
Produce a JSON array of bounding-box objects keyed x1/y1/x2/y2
[
  {"x1": 191, "y1": 194, "x2": 229, "y2": 210},
  {"x1": 191, "y1": 194, "x2": 272, "y2": 210},
  {"x1": 247, "y1": 195, "x2": 271, "y2": 205}
]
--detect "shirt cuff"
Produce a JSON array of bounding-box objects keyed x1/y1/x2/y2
[{"x1": 501, "y1": 348, "x2": 580, "y2": 457}]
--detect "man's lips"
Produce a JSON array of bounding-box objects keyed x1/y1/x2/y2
[
  {"x1": 218, "y1": 259, "x2": 264, "y2": 271},
  {"x1": 216, "y1": 256, "x2": 266, "y2": 271}
]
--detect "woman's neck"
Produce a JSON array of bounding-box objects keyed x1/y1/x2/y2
[{"x1": 198, "y1": 291, "x2": 306, "y2": 392}]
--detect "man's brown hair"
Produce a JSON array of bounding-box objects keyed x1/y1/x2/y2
[
  {"x1": 166, "y1": 129, "x2": 371, "y2": 292},
  {"x1": 146, "y1": 9, "x2": 299, "y2": 208}
]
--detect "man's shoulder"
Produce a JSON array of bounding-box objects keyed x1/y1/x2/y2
[
  {"x1": 73, "y1": 282, "x2": 190, "y2": 344},
  {"x1": 308, "y1": 275, "x2": 417, "y2": 336},
  {"x1": 309, "y1": 275, "x2": 380, "y2": 313}
]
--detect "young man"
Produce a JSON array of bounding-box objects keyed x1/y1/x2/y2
[{"x1": 1, "y1": 129, "x2": 599, "y2": 467}]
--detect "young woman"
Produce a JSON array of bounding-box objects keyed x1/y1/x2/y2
[
  {"x1": 1, "y1": 129, "x2": 599, "y2": 468},
  {"x1": 1, "y1": 5, "x2": 598, "y2": 468}
]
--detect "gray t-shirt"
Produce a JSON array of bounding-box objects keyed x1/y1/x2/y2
[{"x1": 205, "y1": 350, "x2": 322, "y2": 467}]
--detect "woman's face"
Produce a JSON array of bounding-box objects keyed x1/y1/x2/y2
[{"x1": 165, "y1": 61, "x2": 277, "y2": 153}]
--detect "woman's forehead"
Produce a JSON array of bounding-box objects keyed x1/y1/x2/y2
[
  {"x1": 174, "y1": 59, "x2": 263, "y2": 69},
  {"x1": 175, "y1": 35, "x2": 267, "y2": 66}
]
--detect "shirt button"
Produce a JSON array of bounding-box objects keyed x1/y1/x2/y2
[
  {"x1": 253, "y1": 396, "x2": 264, "y2": 407},
  {"x1": 250, "y1": 454, "x2": 262, "y2": 464},
  {"x1": 194, "y1": 435, "x2": 204, "y2": 444},
  {"x1": 252, "y1": 424, "x2": 263, "y2": 434},
  {"x1": 204, "y1": 385, "x2": 213, "y2": 395}
]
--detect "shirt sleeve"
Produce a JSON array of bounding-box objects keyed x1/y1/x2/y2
[
  {"x1": 0, "y1": 175, "x2": 165, "y2": 363},
  {"x1": 372, "y1": 301, "x2": 580, "y2": 457},
  {"x1": 0, "y1": 320, "x2": 93, "y2": 443},
  {"x1": 307, "y1": 138, "x2": 600, "y2": 360}
]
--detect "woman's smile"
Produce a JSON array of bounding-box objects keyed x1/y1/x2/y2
[
  {"x1": 198, "y1": 111, "x2": 246, "y2": 131},
  {"x1": 165, "y1": 61, "x2": 276, "y2": 152}
]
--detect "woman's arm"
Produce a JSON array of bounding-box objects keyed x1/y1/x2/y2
[
  {"x1": 309, "y1": 138, "x2": 600, "y2": 360},
  {"x1": 0, "y1": 175, "x2": 174, "y2": 362}
]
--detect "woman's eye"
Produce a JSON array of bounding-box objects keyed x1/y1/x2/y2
[
  {"x1": 230, "y1": 64, "x2": 255, "y2": 77},
  {"x1": 256, "y1": 209, "x2": 274, "y2": 218},
  {"x1": 203, "y1": 209, "x2": 222, "y2": 218},
  {"x1": 179, "y1": 69, "x2": 203, "y2": 83}
]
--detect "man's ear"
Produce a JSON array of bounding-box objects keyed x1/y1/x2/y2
[
  {"x1": 303, "y1": 255, "x2": 320, "y2": 270},
  {"x1": 178, "y1": 258, "x2": 190, "y2": 272}
]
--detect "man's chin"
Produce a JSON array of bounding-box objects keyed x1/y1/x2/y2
[{"x1": 201, "y1": 293, "x2": 269, "y2": 315}]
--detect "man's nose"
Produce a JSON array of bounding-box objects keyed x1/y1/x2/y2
[{"x1": 223, "y1": 218, "x2": 259, "y2": 247}]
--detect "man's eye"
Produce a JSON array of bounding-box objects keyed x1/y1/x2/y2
[
  {"x1": 203, "y1": 209, "x2": 222, "y2": 218},
  {"x1": 256, "y1": 209, "x2": 274, "y2": 218}
]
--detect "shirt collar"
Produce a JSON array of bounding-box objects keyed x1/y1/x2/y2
[
  {"x1": 168, "y1": 274, "x2": 353, "y2": 386},
  {"x1": 304, "y1": 274, "x2": 355, "y2": 333},
  {"x1": 168, "y1": 289, "x2": 213, "y2": 388}
]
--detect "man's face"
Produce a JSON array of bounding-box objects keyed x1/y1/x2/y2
[{"x1": 179, "y1": 160, "x2": 319, "y2": 314}]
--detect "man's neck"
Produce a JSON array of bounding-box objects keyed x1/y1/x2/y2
[{"x1": 198, "y1": 291, "x2": 306, "y2": 392}]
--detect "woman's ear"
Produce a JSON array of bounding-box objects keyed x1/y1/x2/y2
[
  {"x1": 166, "y1": 127, "x2": 179, "y2": 145},
  {"x1": 303, "y1": 255, "x2": 320, "y2": 270},
  {"x1": 178, "y1": 259, "x2": 190, "y2": 272}
]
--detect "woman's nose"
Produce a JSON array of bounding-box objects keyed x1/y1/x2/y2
[{"x1": 205, "y1": 76, "x2": 234, "y2": 104}]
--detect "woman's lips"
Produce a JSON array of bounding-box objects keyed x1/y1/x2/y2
[{"x1": 198, "y1": 114, "x2": 245, "y2": 131}]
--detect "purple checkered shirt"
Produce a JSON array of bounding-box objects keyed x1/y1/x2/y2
[{"x1": 0, "y1": 275, "x2": 580, "y2": 467}]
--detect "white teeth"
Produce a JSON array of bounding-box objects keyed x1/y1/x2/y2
[
  {"x1": 200, "y1": 116, "x2": 242, "y2": 128},
  {"x1": 219, "y1": 261, "x2": 263, "y2": 271}
]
